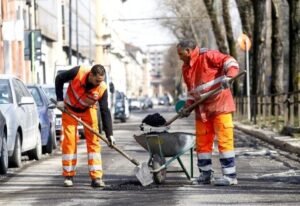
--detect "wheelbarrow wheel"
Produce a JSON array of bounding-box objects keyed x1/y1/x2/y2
[{"x1": 152, "y1": 154, "x2": 166, "y2": 184}]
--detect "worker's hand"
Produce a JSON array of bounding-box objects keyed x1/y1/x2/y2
[
  {"x1": 107, "y1": 136, "x2": 116, "y2": 147},
  {"x1": 178, "y1": 108, "x2": 190, "y2": 118},
  {"x1": 56, "y1": 101, "x2": 65, "y2": 111},
  {"x1": 221, "y1": 76, "x2": 232, "y2": 89}
]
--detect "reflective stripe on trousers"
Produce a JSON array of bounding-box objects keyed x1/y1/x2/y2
[
  {"x1": 195, "y1": 113, "x2": 236, "y2": 177},
  {"x1": 62, "y1": 107, "x2": 103, "y2": 179}
]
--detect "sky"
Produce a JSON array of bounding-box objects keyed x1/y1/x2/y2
[{"x1": 114, "y1": 0, "x2": 177, "y2": 51}]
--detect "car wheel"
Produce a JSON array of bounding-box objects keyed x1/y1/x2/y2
[
  {"x1": 28, "y1": 130, "x2": 42, "y2": 160},
  {"x1": 51, "y1": 124, "x2": 57, "y2": 150},
  {"x1": 9, "y1": 132, "x2": 22, "y2": 168},
  {"x1": 43, "y1": 129, "x2": 53, "y2": 154},
  {"x1": 0, "y1": 133, "x2": 8, "y2": 174}
]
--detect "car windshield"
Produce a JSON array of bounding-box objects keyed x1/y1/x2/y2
[
  {"x1": 27, "y1": 87, "x2": 43, "y2": 106},
  {"x1": 0, "y1": 79, "x2": 13, "y2": 104},
  {"x1": 42, "y1": 86, "x2": 67, "y2": 101},
  {"x1": 42, "y1": 87, "x2": 56, "y2": 101}
]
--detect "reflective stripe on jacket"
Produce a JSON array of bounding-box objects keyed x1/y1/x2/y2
[
  {"x1": 64, "y1": 66, "x2": 107, "y2": 110},
  {"x1": 182, "y1": 47, "x2": 239, "y2": 121}
]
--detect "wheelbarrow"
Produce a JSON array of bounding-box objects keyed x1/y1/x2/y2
[{"x1": 134, "y1": 131, "x2": 195, "y2": 184}]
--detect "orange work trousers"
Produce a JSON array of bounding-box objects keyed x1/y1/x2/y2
[
  {"x1": 61, "y1": 107, "x2": 102, "y2": 179},
  {"x1": 195, "y1": 113, "x2": 234, "y2": 153},
  {"x1": 195, "y1": 113, "x2": 236, "y2": 176}
]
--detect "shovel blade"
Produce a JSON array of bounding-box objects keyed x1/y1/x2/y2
[{"x1": 134, "y1": 162, "x2": 153, "y2": 186}]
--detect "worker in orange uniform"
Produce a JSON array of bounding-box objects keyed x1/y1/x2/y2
[
  {"x1": 55, "y1": 64, "x2": 115, "y2": 188},
  {"x1": 177, "y1": 40, "x2": 240, "y2": 186}
]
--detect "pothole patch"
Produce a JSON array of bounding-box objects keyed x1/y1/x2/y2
[{"x1": 103, "y1": 180, "x2": 158, "y2": 191}]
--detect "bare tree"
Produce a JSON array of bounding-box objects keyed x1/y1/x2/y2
[
  {"x1": 222, "y1": 0, "x2": 237, "y2": 58},
  {"x1": 271, "y1": 0, "x2": 284, "y2": 94},
  {"x1": 236, "y1": 0, "x2": 254, "y2": 96},
  {"x1": 203, "y1": 0, "x2": 228, "y2": 53},
  {"x1": 287, "y1": 0, "x2": 300, "y2": 92},
  {"x1": 161, "y1": 45, "x2": 181, "y2": 98},
  {"x1": 236, "y1": 0, "x2": 254, "y2": 39},
  {"x1": 160, "y1": 0, "x2": 214, "y2": 47},
  {"x1": 252, "y1": 0, "x2": 268, "y2": 95}
]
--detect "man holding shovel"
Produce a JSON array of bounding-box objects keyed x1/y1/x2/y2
[
  {"x1": 55, "y1": 64, "x2": 115, "y2": 188},
  {"x1": 177, "y1": 40, "x2": 240, "y2": 186}
]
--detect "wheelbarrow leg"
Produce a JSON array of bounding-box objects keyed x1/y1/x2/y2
[
  {"x1": 177, "y1": 157, "x2": 191, "y2": 180},
  {"x1": 190, "y1": 146, "x2": 194, "y2": 178}
]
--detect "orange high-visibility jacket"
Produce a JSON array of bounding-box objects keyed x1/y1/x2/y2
[
  {"x1": 182, "y1": 47, "x2": 239, "y2": 121},
  {"x1": 64, "y1": 66, "x2": 107, "y2": 110}
]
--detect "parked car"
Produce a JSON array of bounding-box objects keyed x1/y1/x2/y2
[
  {"x1": 129, "y1": 98, "x2": 141, "y2": 110},
  {"x1": 27, "y1": 85, "x2": 57, "y2": 154},
  {"x1": 0, "y1": 75, "x2": 42, "y2": 168},
  {"x1": 140, "y1": 97, "x2": 153, "y2": 109},
  {"x1": 41, "y1": 84, "x2": 84, "y2": 140},
  {"x1": 114, "y1": 91, "x2": 130, "y2": 122},
  {"x1": 0, "y1": 110, "x2": 8, "y2": 174}
]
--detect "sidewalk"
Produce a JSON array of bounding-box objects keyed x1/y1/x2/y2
[{"x1": 234, "y1": 122, "x2": 300, "y2": 157}]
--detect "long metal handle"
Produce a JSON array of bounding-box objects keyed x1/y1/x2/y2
[
  {"x1": 50, "y1": 99, "x2": 140, "y2": 166},
  {"x1": 164, "y1": 71, "x2": 246, "y2": 126}
]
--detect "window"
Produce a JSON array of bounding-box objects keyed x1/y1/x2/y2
[
  {"x1": 0, "y1": 79, "x2": 13, "y2": 104},
  {"x1": 28, "y1": 87, "x2": 43, "y2": 106}
]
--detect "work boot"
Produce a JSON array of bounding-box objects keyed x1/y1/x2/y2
[
  {"x1": 64, "y1": 176, "x2": 73, "y2": 187},
  {"x1": 197, "y1": 170, "x2": 214, "y2": 184},
  {"x1": 91, "y1": 178, "x2": 105, "y2": 188},
  {"x1": 214, "y1": 175, "x2": 238, "y2": 186}
]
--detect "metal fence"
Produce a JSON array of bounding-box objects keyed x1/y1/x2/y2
[{"x1": 234, "y1": 91, "x2": 300, "y2": 133}]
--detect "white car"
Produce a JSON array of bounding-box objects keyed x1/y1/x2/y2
[{"x1": 0, "y1": 75, "x2": 42, "y2": 168}]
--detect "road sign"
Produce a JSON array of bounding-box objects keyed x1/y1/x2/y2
[{"x1": 238, "y1": 34, "x2": 251, "y2": 51}]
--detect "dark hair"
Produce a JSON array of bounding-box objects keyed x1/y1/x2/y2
[
  {"x1": 177, "y1": 40, "x2": 197, "y2": 50},
  {"x1": 91, "y1": 64, "x2": 106, "y2": 76}
]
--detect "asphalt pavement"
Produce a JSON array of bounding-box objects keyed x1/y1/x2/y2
[{"x1": 0, "y1": 107, "x2": 300, "y2": 205}]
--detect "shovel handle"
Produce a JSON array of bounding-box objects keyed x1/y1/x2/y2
[
  {"x1": 50, "y1": 99, "x2": 140, "y2": 166},
  {"x1": 164, "y1": 71, "x2": 246, "y2": 126}
]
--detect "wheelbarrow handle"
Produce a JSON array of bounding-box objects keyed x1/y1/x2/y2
[
  {"x1": 164, "y1": 71, "x2": 246, "y2": 126},
  {"x1": 50, "y1": 98, "x2": 140, "y2": 166}
]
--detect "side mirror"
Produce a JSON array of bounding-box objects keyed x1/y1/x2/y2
[
  {"x1": 48, "y1": 103, "x2": 56, "y2": 109},
  {"x1": 109, "y1": 82, "x2": 115, "y2": 94}
]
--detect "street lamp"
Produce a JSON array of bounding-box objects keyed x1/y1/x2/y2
[{"x1": 238, "y1": 33, "x2": 252, "y2": 121}]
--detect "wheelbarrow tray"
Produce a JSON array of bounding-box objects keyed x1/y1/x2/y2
[{"x1": 134, "y1": 132, "x2": 195, "y2": 157}]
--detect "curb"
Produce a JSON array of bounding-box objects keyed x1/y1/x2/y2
[{"x1": 234, "y1": 122, "x2": 300, "y2": 156}]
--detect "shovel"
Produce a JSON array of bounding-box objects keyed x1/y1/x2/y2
[
  {"x1": 50, "y1": 99, "x2": 153, "y2": 186},
  {"x1": 164, "y1": 71, "x2": 246, "y2": 126}
]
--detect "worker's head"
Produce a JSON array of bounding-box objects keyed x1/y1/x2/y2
[
  {"x1": 88, "y1": 64, "x2": 106, "y2": 86},
  {"x1": 177, "y1": 40, "x2": 197, "y2": 64}
]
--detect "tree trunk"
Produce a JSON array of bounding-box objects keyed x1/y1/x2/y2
[
  {"x1": 271, "y1": 0, "x2": 284, "y2": 94},
  {"x1": 222, "y1": 0, "x2": 237, "y2": 59},
  {"x1": 222, "y1": 0, "x2": 239, "y2": 95},
  {"x1": 236, "y1": 0, "x2": 254, "y2": 39},
  {"x1": 236, "y1": 0, "x2": 254, "y2": 96},
  {"x1": 203, "y1": 0, "x2": 228, "y2": 53},
  {"x1": 288, "y1": 0, "x2": 300, "y2": 92},
  {"x1": 252, "y1": 0, "x2": 268, "y2": 95}
]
